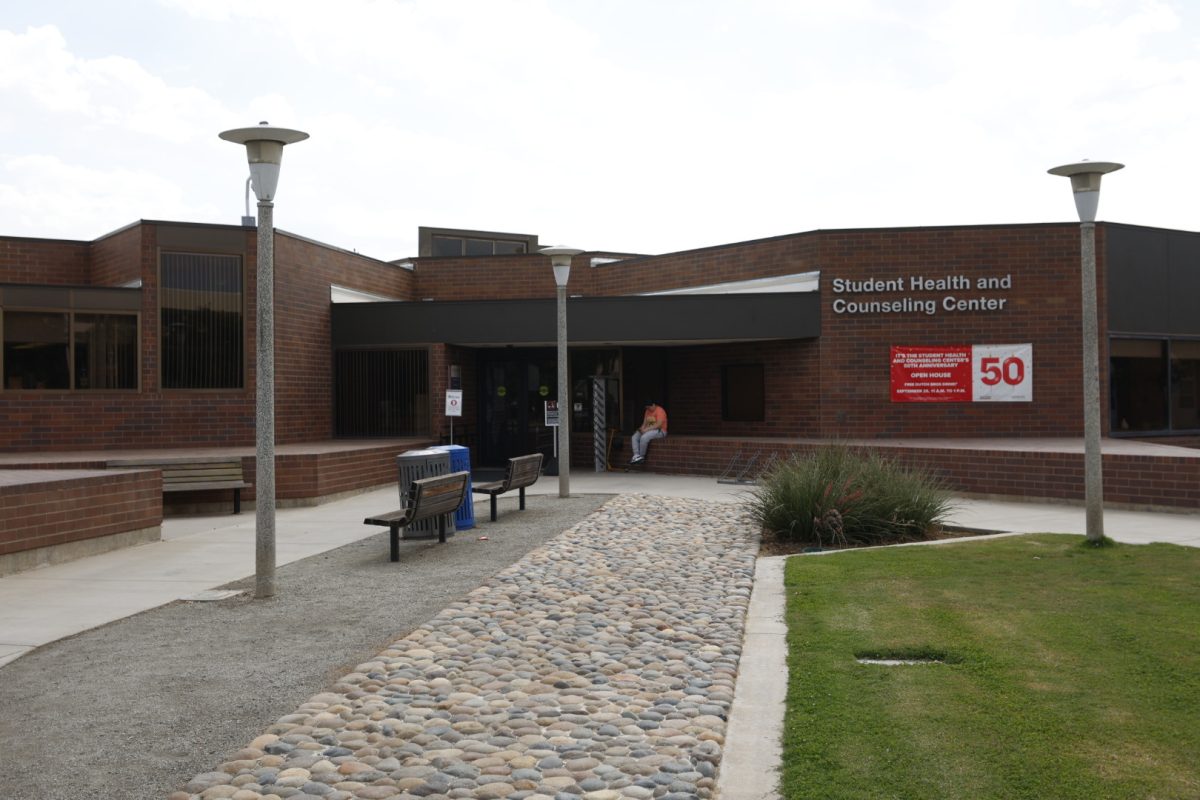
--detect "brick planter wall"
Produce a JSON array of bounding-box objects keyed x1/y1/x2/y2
[
  {"x1": 0, "y1": 468, "x2": 162, "y2": 575},
  {"x1": 640, "y1": 436, "x2": 1200, "y2": 512}
]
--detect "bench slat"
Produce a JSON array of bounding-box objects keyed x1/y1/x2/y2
[
  {"x1": 163, "y1": 469, "x2": 245, "y2": 482},
  {"x1": 163, "y1": 480, "x2": 251, "y2": 492}
]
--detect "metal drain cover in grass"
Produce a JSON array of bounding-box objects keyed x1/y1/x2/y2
[{"x1": 855, "y1": 648, "x2": 956, "y2": 666}]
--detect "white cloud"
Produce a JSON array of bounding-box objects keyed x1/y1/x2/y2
[{"x1": 2, "y1": 0, "x2": 1199, "y2": 258}]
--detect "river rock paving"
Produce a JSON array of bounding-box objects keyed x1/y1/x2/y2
[{"x1": 173, "y1": 494, "x2": 759, "y2": 800}]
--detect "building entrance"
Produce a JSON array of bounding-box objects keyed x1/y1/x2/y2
[{"x1": 477, "y1": 349, "x2": 557, "y2": 467}]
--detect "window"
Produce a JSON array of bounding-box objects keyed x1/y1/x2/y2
[
  {"x1": 1110, "y1": 337, "x2": 1200, "y2": 433},
  {"x1": 1110, "y1": 339, "x2": 1167, "y2": 431},
  {"x1": 432, "y1": 235, "x2": 465, "y2": 257},
  {"x1": 160, "y1": 253, "x2": 243, "y2": 389},
  {"x1": 722, "y1": 364, "x2": 765, "y2": 422},
  {"x1": 430, "y1": 235, "x2": 529, "y2": 257},
  {"x1": 4, "y1": 311, "x2": 69, "y2": 390},
  {"x1": 74, "y1": 314, "x2": 138, "y2": 390},
  {"x1": 2, "y1": 310, "x2": 136, "y2": 391},
  {"x1": 1170, "y1": 340, "x2": 1200, "y2": 431}
]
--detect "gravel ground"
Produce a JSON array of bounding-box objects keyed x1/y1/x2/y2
[{"x1": 0, "y1": 494, "x2": 612, "y2": 800}]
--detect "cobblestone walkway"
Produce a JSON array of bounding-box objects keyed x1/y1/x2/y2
[{"x1": 175, "y1": 494, "x2": 759, "y2": 800}]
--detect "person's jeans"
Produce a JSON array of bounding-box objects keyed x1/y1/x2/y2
[{"x1": 631, "y1": 428, "x2": 666, "y2": 458}]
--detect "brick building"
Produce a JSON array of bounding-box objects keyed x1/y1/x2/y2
[{"x1": 2, "y1": 219, "x2": 1198, "y2": 510}]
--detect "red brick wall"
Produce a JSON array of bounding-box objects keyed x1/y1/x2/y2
[
  {"x1": 641, "y1": 437, "x2": 1200, "y2": 511},
  {"x1": 0, "y1": 470, "x2": 161, "y2": 557},
  {"x1": 413, "y1": 224, "x2": 1105, "y2": 443},
  {"x1": 88, "y1": 225, "x2": 143, "y2": 286},
  {"x1": 0, "y1": 223, "x2": 413, "y2": 451},
  {"x1": 815, "y1": 224, "x2": 1101, "y2": 438},
  {"x1": 666, "y1": 340, "x2": 821, "y2": 437},
  {"x1": 0, "y1": 236, "x2": 91, "y2": 284},
  {"x1": 0, "y1": 224, "x2": 260, "y2": 451},
  {"x1": 594, "y1": 234, "x2": 822, "y2": 296},
  {"x1": 581, "y1": 224, "x2": 1097, "y2": 440},
  {"x1": 413, "y1": 254, "x2": 596, "y2": 300},
  {"x1": 272, "y1": 233, "x2": 415, "y2": 442}
]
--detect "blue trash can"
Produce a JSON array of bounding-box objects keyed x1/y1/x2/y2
[{"x1": 431, "y1": 444, "x2": 475, "y2": 530}]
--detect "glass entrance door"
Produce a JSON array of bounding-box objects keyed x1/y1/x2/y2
[{"x1": 478, "y1": 349, "x2": 556, "y2": 467}]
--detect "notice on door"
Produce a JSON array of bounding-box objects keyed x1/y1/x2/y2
[{"x1": 891, "y1": 344, "x2": 1032, "y2": 402}]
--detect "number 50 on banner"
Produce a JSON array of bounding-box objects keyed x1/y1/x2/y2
[{"x1": 973, "y1": 344, "x2": 1032, "y2": 402}]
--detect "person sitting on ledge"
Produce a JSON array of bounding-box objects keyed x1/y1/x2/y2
[{"x1": 630, "y1": 400, "x2": 667, "y2": 464}]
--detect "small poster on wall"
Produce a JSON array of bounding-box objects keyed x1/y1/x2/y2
[{"x1": 891, "y1": 344, "x2": 1032, "y2": 402}]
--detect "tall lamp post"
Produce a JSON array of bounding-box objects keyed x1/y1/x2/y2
[
  {"x1": 1048, "y1": 160, "x2": 1123, "y2": 544},
  {"x1": 540, "y1": 246, "x2": 583, "y2": 498},
  {"x1": 220, "y1": 122, "x2": 309, "y2": 597}
]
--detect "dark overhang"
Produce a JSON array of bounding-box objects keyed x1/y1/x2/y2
[
  {"x1": 332, "y1": 293, "x2": 821, "y2": 348},
  {"x1": 1107, "y1": 224, "x2": 1200, "y2": 336}
]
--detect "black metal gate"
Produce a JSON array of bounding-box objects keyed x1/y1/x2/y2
[{"x1": 334, "y1": 349, "x2": 429, "y2": 437}]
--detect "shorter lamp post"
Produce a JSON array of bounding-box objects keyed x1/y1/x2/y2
[
  {"x1": 1048, "y1": 160, "x2": 1123, "y2": 544},
  {"x1": 540, "y1": 245, "x2": 583, "y2": 498},
  {"x1": 219, "y1": 122, "x2": 309, "y2": 598}
]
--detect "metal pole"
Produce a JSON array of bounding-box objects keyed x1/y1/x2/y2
[
  {"x1": 255, "y1": 200, "x2": 277, "y2": 597},
  {"x1": 557, "y1": 283, "x2": 570, "y2": 497},
  {"x1": 1080, "y1": 220, "x2": 1104, "y2": 543}
]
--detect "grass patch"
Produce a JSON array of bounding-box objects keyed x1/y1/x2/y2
[{"x1": 782, "y1": 535, "x2": 1200, "y2": 799}]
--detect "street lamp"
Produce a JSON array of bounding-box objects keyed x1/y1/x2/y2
[
  {"x1": 1048, "y1": 159, "x2": 1123, "y2": 544},
  {"x1": 540, "y1": 245, "x2": 583, "y2": 498},
  {"x1": 220, "y1": 122, "x2": 309, "y2": 597}
]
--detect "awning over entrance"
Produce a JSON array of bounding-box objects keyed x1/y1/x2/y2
[{"x1": 332, "y1": 292, "x2": 821, "y2": 347}]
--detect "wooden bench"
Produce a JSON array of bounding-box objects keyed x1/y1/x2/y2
[
  {"x1": 364, "y1": 470, "x2": 471, "y2": 561},
  {"x1": 472, "y1": 453, "x2": 544, "y2": 522},
  {"x1": 107, "y1": 457, "x2": 251, "y2": 514}
]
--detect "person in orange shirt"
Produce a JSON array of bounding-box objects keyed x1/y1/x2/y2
[{"x1": 630, "y1": 400, "x2": 667, "y2": 464}]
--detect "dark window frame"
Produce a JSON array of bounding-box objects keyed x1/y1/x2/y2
[
  {"x1": 2, "y1": 307, "x2": 140, "y2": 392},
  {"x1": 159, "y1": 251, "x2": 245, "y2": 391},
  {"x1": 1109, "y1": 335, "x2": 1200, "y2": 435}
]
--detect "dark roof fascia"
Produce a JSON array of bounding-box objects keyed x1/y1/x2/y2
[{"x1": 332, "y1": 292, "x2": 821, "y2": 348}]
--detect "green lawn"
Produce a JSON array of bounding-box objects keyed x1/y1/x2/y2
[{"x1": 781, "y1": 535, "x2": 1200, "y2": 800}]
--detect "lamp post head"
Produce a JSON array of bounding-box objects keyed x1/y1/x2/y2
[
  {"x1": 219, "y1": 122, "x2": 309, "y2": 202},
  {"x1": 1048, "y1": 160, "x2": 1124, "y2": 223},
  {"x1": 540, "y1": 245, "x2": 584, "y2": 287}
]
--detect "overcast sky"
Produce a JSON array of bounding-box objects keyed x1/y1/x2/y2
[{"x1": 2, "y1": 0, "x2": 1197, "y2": 262}]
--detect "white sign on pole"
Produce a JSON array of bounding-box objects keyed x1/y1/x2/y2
[
  {"x1": 445, "y1": 389, "x2": 463, "y2": 417},
  {"x1": 545, "y1": 400, "x2": 560, "y2": 427}
]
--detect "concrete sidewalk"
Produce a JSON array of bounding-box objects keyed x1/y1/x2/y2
[{"x1": 1, "y1": 471, "x2": 1196, "y2": 669}]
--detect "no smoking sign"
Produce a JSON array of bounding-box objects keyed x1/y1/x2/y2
[{"x1": 445, "y1": 389, "x2": 463, "y2": 417}]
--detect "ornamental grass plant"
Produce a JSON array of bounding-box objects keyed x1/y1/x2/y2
[{"x1": 747, "y1": 446, "x2": 952, "y2": 547}]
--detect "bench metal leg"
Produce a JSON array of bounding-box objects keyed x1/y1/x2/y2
[
  {"x1": 519, "y1": 487, "x2": 526, "y2": 510},
  {"x1": 490, "y1": 495, "x2": 498, "y2": 522},
  {"x1": 390, "y1": 524, "x2": 402, "y2": 562},
  {"x1": 437, "y1": 515, "x2": 448, "y2": 544},
  {"x1": 233, "y1": 488, "x2": 241, "y2": 515}
]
